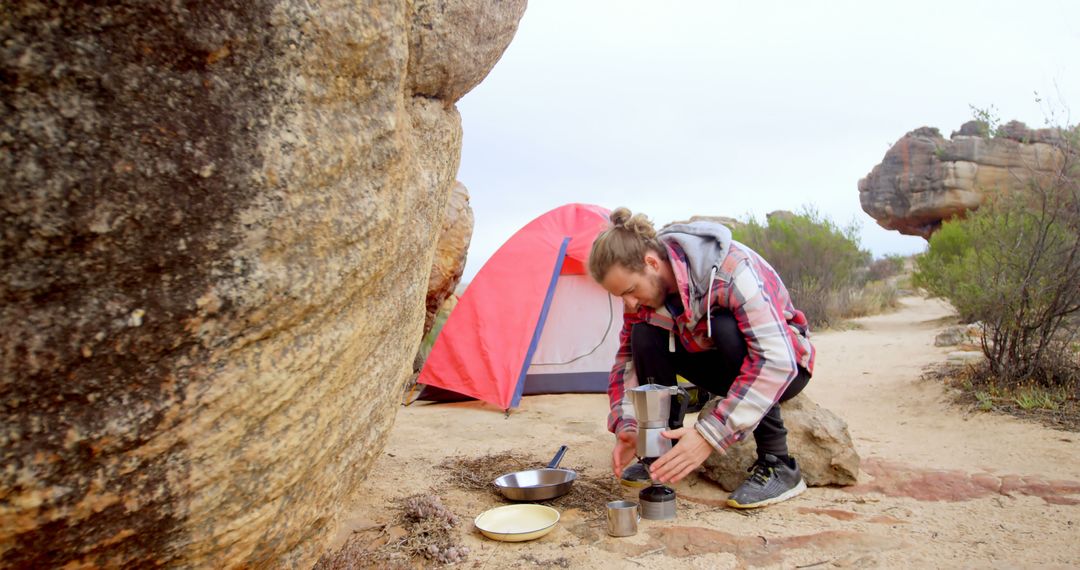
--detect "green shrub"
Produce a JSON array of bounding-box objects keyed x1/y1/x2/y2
[
  {"x1": 866, "y1": 254, "x2": 908, "y2": 282},
  {"x1": 1012, "y1": 387, "x2": 1061, "y2": 410},
  {"x1": 733, "y1": 207, "x2": 871, "y2": 328},
  {"x1": 913, "y1": 127, "x2": 1080, "y2": 388},
  {"x1": 912, "y1": 218, "x2": 980, "y2": 320}
]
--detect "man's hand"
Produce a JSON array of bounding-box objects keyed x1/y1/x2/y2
[
  {"x1": 611, "y1": 430, "x2": 638, "y2": 479},
  {"x1": 649, "y1": 426, "x2": 714, "y2": 484}
]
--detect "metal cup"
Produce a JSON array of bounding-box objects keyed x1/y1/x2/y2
[{"x1": 606, "y1": 500, "x2": 640, "y2": 537}]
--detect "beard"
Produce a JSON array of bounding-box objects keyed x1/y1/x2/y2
[{"x1": 645, "y1": 272, "x2": 668, "y2": 310}]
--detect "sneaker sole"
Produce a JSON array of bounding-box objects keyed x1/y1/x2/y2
[{"x1": 726, "y1": 478, "x2": 807, "y2": 509}]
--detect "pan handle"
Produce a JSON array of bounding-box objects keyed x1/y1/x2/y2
[{"x1": 547, "y1": 445, "x2": 569, "y2": 469}]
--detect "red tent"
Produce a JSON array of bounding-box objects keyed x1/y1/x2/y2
[{"x1": 418, "y1": 204, "x2": 621, "y2": 410}]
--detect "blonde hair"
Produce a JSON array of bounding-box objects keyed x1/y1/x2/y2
[{"x1": 588, "y1": 207, "x2": 667, "y2": 282}]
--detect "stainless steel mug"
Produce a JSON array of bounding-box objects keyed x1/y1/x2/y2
[{"x1": 606, "y1": 500, "x2": 640, "y2": 537}]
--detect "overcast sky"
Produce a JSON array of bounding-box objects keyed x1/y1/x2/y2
[{"x1": 455, "y1": 1, "x2": 1080, "y2": 281}]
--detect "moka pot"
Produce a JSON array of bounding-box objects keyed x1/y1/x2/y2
[{"x1": 628, "y1": 383, "x2": 690, "y2": 460}]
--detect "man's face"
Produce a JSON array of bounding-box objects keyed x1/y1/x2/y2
[{"x1": 601, "y1": 262, "x2": 667, "y2": 312}]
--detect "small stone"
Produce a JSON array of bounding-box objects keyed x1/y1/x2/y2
[
  {"x1": 935, "y1": 326, "x2": 966, "y2": 347},
  {"x1": 947, "y1": 351, "x2": 985, "y2": 365},
  {"x1": 128, "y1": 309, "x2": 145, "y2": 327}
]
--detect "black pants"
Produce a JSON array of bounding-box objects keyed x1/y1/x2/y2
[{"x1": 631, "y1": 310, "x2": 810, "y2": 458}]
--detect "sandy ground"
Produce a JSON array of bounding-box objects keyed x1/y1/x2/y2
[{"x1": 324, "y1": 296, "x2": 1080, "y2": 569}]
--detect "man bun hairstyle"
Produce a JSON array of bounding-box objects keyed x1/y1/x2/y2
[{"x1": 588, "y1": 207, "x2": 667, "y2": 283}]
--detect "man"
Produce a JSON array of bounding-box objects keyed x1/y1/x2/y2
[{"x1": 588, "y1": 208, "x2": 814, "y2": 508}]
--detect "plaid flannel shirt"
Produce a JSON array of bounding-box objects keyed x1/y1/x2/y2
[{"x1": 607, "y1": 240, "x2": 815, "y2": 454}]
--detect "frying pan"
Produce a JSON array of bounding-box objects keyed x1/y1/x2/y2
[{"x1": 493, "y1": 445, "x2": 577, "y2": 501}]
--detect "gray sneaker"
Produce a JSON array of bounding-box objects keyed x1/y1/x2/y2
[{"x1": 726, "y1": 454, "x2": 807, "y2": 509}]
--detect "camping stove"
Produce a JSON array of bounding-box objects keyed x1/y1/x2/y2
[{"x1": 629, "y1": 383, "x2": 688, "y2": 520}]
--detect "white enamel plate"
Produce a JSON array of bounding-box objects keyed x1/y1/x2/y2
[{"x1": 474, "y1": 504, "x2": 560, "y2": 542}]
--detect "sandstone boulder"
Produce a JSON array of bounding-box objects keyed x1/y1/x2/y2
[
  {"x1": 663, "y1": 215, "x2": 744, "y2": 231},
  {"x1": 699, "y1": 394, "x2": 860, "y2": 491},
  {"x1": 935, "y1": 323, "x2": 984, "y2": 349},
  {"x1": 766, "y1": 209, "x2": 797, "y2": 222},
  {"x1": 0, "y1": 0, "x2": 525, "y2": 567},
  {"x1": 859, "y1": 122, "x2": 1071, "y2": 237},
  {"x1": 424, "y1": 181, "x2": 473, "y2": 335}
]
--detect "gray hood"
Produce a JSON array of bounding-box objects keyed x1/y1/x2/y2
[{"x1": 657, "y1": 221, "x2": 733, "y2": 304}]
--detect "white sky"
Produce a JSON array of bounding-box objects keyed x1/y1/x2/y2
[{"x1": 455, "y1": 1, "x2": 1080, "y2": 281}]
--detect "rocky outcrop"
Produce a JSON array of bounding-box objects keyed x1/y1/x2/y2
[
  {"x1": 859, "y1": 121, "x2": 1071, "y2": 237},
  {"x1": 766, "y1": 210, "x2": 797, "y2": 223},
  {"x1": 664, "y1": 215, "x2": 744, "y2": 231},
  {"x1": 424, "y1": 181, "x2": 473, "y2": 334},
  {"x1": 0, "y1": 1, "x2": 524, "y2": 567},
  {"x1": 699, "y1": 394, "x2": 860, "y2": 491}
]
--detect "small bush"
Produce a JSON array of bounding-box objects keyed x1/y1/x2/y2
[
  {"x1": 840, "y1": 279, "x2": 902, "y2": 319},
  {"x1": 914, "y1": 124, "x2": 1080, "y2": 389},
  {"x1": 732, "y1": 207, "x2": 871, "y2": 328},
  {"x1": 865, "y1": 254, "x2": 908, "y2": 282}
]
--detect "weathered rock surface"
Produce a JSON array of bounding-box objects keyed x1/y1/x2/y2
[
  {"x1": 699, "y1": 394, "x2": 861, "y2": 491},
  {"x1": 664, "y1": 215, "x2": 744, "y2": 231},
  {"x1": 935, "y1": 323, "x2": 984, "y2": 350},
  {"x1": 424, "y1": 181, "x2": 473, "y2": 334},
  {"x1": 859, "y1": 122, "x2": 1071, "y2": 237},
  {"x1": 947, "y1": 351, "x2": 986, "y2": 365},
  {"x1": 0, "y1": 0, "x2": 524, "y2": 567},
  {"x1": 766, "y1": 209, "x2": 797, "y2": 223}
]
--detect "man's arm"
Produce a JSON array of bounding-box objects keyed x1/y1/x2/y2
[
  {"x1": 693, "y1": 263, "x2": 800, "y2": 453},
  {"x1": 607, "y1": 316, "x2": 639, "y2": 435}
]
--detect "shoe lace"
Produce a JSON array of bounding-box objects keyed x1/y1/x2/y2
[{"x1": 746, "y1": 460, "x2": 775, "y2": 486}]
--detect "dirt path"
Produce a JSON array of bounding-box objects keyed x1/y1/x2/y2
[{"x1": 325, "y1": 296, "x2": 1080, "y2": 568}]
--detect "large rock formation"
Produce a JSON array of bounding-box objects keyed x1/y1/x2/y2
[
  {"x1": 0, "y1": 1, "x2": 524, "y2": 567},
  {"x1": 699, "y1": 394, "x2": 860, "y2": 491},
  {"x1": 859, "y1": 121, "x2": 1070, "y2": 237},
  {"x1": 663, "y1": 215, "x2": 743, "y2": 231},
  {"x1": 424, "y1": 181, "x2": 473, "y2": 334}
]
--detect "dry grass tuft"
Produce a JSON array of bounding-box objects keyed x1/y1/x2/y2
[
  {"x1": 313, "y1": 493, "x2": 468, "y2": 569},
  {"x1": 435, "y1": 451, "x2": 538, "y2": 490},
  {"x1": 520, "y1": 553, "x2": 572, "y2": 567},
  {"x1": 925, "y1": 362, "x2": 1080, "y2": 432}
]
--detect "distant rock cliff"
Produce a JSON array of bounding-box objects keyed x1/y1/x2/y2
[
  {"x1": 0, "y1": 0, "x2": 523, "y2": 567},
  {"x1": 859, "y1": 121, "x2": 1071, "y2": 237}
]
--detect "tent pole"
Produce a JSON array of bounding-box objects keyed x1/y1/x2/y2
[{"x1": 509, "y1": 237, "x2": 571, "y2": 409}]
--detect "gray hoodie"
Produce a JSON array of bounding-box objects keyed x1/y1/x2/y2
[{"x1": 657, "y1": 221, "x2": 734, "y2": 332}]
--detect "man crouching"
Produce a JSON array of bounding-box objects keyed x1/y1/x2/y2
[{"x1": 588, "y1": 207, "x2": 814, "y2": 508}]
